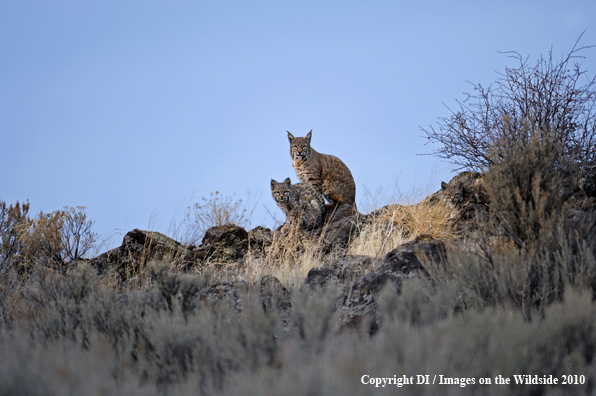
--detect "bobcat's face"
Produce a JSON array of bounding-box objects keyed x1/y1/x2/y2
[
  {"x1": 271, "y1": 178, "x2": 293, "y2": 204},
  {"x1": 440, "y1": 182, "x2": 465, "y2": 210},
  {"x1": 287, "y1": 130, "x2": 312, "y2": 161},
  {"x1": 440, "y1": 172, "x2": 486, "y2": 211}
]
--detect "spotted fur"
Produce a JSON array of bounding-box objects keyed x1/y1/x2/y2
[
  {"x1": 271, "y1": 177, "x2": 325, "y2": 230},
  {"x1": 440, "y1": 171, "x2": 488, "y2": 218},
  {"x1": 287, "y1": 130, "x2": 357, "y2": 210}
]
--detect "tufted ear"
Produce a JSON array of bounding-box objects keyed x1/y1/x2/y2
[
  {"x1": 271, "y1": 179, "x2": 278, "y2": 188},
  {"x1": 305, "y1": 130, "x2": 312, "y2": 143},
  {"x1": 283, "y1": 177, "x2": 291, "y2": 185},
  {"x1": 441, "y1": 181, "x2": 448, "y2": 190},
  {"x1": 287, "y1": 131, "x2": 295, "y2": 143}
]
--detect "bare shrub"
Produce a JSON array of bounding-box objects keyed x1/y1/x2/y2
[
  {"x1": 422, "y1": 34, "x2": 596, "y2": 197},
  {"x1": 13, "y1": 206, "x2": 97, "y2": 275},
  {"x1": 430, "y1": 89, "x2": 596, "y2": 314},
  {"x1": 418, "y1": 36, "x2": 596, "y2": 316},
  {"x1": 61, "y1": 206, "x2": 97, "y2": 262},
  {"x1": 186, "y1": 191, "x2": 253, "y2": 245}
]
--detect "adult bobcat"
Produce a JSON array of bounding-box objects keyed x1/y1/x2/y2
[
  {"x1": 270, "y1": 177, "x2": 325, "y2": 230},
  {"x1": 287, "y1": 130, "x2": 357, "y2": 210}
]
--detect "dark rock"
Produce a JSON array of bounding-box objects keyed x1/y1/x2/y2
[
  {"x1": 89, "y1": 229, "x2": 187, "y2": 280},
  {"x1": 304, "y1": 236, "x2": 447, "y2": 336},
  {"x1": 383, "y1": 235, "x2": 446, "y2": 275},
  {"x1": 303, "y1": 253, "x2": 400, "y2": 336},
  {"x1": 183, "y1": 224, "x2": 249, "y2": 265},
  {"x1": 322, "y1": 203, "x2": 358, "y2": 224},
  {"x1": 89, "y1": 247, "x2": 121, "y2": 274},
  {"x1": 306, "y1": 204, "x2": 363, "y2": 252},
  {"x1": 304, "y1": 255, "x2": 378, "y2": 288},
  {"x1": 335, "y1": 264, "x2": 403, "y2": 333},
  {"x1": 304, "y1": 267, "x2": 336, "y2": 288}
]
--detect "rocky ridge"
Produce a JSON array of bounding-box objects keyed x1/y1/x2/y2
[{"x1": 88, "y1": 172, "x2": 595, "y2": 333}]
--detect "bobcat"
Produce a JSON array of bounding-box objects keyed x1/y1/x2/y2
[
  {"x1": 439, "y1": 171, "x2": 488, "y2": 219},
  {"x1": 287, "y1": 130, "x2": 357, "y2": 211},
  {"x1": 270, "y1": 177, "x2": 325, "y2": 230}
]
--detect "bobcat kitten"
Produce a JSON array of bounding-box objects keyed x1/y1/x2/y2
[
  {"x1": 440, "y1": 171, "x2": 487, "y2": 210},
  {"x1": 271, "y1": 177, "x2": 325, "y2": 230},
  {"x1": 439, "y1": 171, "x2": 489, "y2": 220},
  {"x1": 287, "y1": 130, "x2": 357, "y2": 210}
]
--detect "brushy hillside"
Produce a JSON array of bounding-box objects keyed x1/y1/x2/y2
[
  {"x1": 0, "y1": 167, "x2": 595, "y2": 395},
  {"x1": 1, "y1": 40, "x2": 596, "y2": 395}
]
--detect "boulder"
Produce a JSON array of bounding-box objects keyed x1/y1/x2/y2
[
  {"x1": 183, "y1": 224, "x2": 249, "y2": 265},
  {"x1": 304, "y1": 255, "x2": 379, "y2": 288},
  {"x1": 383, "y1": 235, "x2": 446, "y2": 275},
  {"x1": 306, "y1": 204, "x2": 362, "y2": 252},
  {"x1": 304, "y1": 236, "x2": 447, "y2": 335},
  {"x1": 90, "y1": 229, "x2": 186, "y2": 280}
]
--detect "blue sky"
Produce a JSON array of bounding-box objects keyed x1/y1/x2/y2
[{"x1": 2, "y1": 1, "x2": 595, "y2": 251}]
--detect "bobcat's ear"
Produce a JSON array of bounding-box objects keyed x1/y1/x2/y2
[
  {"x1": 305, "y1": 130, "x2": 312, "y2": 143},
  {"x1": 271, "y1": 179, "x2": 278, "y2": 188},
  {"x1": 287, "y1": 131, "x2": 295, "y2": 142},
  {"x1": 441, "y1": 181, "x2": 448, "y2": 190},
  {"x1": 283, "y1": 177, "x2": 291, "y2": 185}
]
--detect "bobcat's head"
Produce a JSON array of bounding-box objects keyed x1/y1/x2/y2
[
  {"x1": 287, "y1": 130, "x2": 312, "y2": 161},
  {"x1": 271, "y1": 177, "x2": 293, "y2": 204},
  {"x1": 440, "y1": 172, "x2": 487, "y2": 216},
  {"x1": 440, "y1": 181, "x2": 464, "y2": 208}
]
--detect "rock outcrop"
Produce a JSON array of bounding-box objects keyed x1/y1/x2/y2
[
  {"x1": 89, "y1": 173, "x2": 481, "y2": 330},
  {"x1": 183, "y1": 224, "x2": 249, "y2": 266},
  {"x1": 305, "y1": 204, "x2": 362, "y2": 252},
  {"x1": 304, "y1": 235, "x2": 446, "y2": 334},
  {"x1": 85, "y1": 170, "x2": 596, "y2": 337},
  {"x1": 90, "y1": 229, "x2": 186, "y2": 280}
]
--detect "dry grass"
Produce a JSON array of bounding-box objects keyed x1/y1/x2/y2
[
  {"x1": 348, "y1": 193, "x2": 457, "y2": 260},
  {"x1": 181, "y1": 185, "x2": 458, "y2": 288},
  {"x1": 212, "y1": 188, "x2": 455, "y2": 288},
  {"x1": 1, "y1": 180, "x2": 596, "y2": 395},
  {"x1": 377, "y1": 199, "x2": 457, "y2": 239},
  {"x1": 347, "y1": 218, "x2": 410, "y2": 258},
  {"x1": 244, "y1": 221, "x2": 331, "y2": 288}
]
